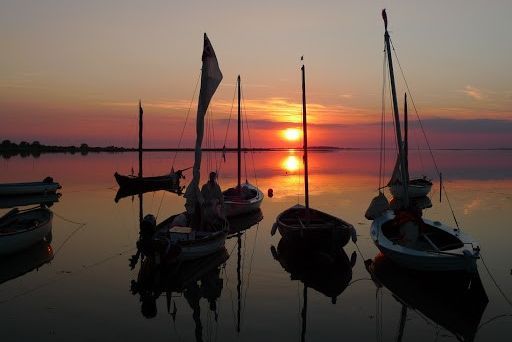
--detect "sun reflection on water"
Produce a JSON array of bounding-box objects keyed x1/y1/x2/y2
[{"x1": 282, "y1": 155, "x2": 300, "y2": 173}]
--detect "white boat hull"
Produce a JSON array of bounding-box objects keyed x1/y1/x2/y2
[
  {"x1": 155, "y1": 215, "x2": 228, "y2": 262},
  {"x1": 389, "y1": 179, "x2": 432, "y2": 199},
  {"x1": 370, "y1": 211, "x2": 479, "y2": 272},
  {"x1": 178, "y1": 232, "x2": 227, "y2": 261},
  {"x1": 0, "y1": 209, "x2": 53, "y2": 255},
  {"x1": 223, "y1": 183, "x2": 264, "y2": 217}
]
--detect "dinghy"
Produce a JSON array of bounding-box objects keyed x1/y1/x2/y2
[
  {"x1": 0, "y1": 177, "x2": 61, "y2": 196},
  {"x1": 0, "y1": 207, "x2": 53, "y2": 255},
  {"x1": 272, "y1": 61, "x2": 355, "y2": 248}
]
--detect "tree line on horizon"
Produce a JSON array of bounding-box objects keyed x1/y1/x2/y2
[{"x1": 0, "y1": 140, "x2": 130, "y2": 158}]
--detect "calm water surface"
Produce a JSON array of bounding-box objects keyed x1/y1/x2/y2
[{"x1": 1, "y1": 150, "x2": 511, "y2": 341}]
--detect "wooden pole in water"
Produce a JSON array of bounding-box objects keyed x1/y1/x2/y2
[
  {"x1": 301, "y1": 64, "x2": 310, "y2": 214},
  {"x1": 138, "y1": 100, "x2": 143, "y2": 178}
]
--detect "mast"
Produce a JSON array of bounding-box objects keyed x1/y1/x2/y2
[
  {"x1": 236, "y1": 232, "x2": 242, "y2": 333},
  {"x1": 301, "y1": 285, "x2": 308, "y2": 342},
  {"x1": 184, "y1": 33, "x2": 223, "y2": 216},
  {"x1": 138, "y1": 100, "x2": 143, "y2": 178},
  {"x1": 404, "y1": 93, "x2": 410, "y2": 183},
  {"x1": 237, "y1": 75, "x2": 242, "y2": 190},
  {"x1": 301, "y1": 63, "x2": 310, "y2": 213},
  {"x1": 382, "y1": 9, "x2": 409, "y2": 208}
]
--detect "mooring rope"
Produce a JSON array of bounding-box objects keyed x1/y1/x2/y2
[{"x1": 480, "y1": 253, "x2": 512, "y2": 309}]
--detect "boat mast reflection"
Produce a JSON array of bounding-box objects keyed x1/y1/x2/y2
[{"x1": 271, "y1": 238, "x2": 356, "y2": 341}]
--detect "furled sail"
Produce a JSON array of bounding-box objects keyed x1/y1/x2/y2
[{"x1": 185, "y1": 33, "x2": 223, "y2": 216}]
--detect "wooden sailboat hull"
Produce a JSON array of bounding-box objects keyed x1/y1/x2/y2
[
  {"x1": 274, "y1": 204, "x2": 355, "y2": 247},
  {"x1": 370, "y1": 210, "x2": 479, "y2": 272},
  {"x1": 0, "y1": 180, "x2": 61, "y2": 196},
  {"x1": 0, "y1": 208, "x2": 53, "y2": 255},
  {"x1": 389, "y1": 178, "x2": 432, "y2": 199},
  {"x1": 223, "y1": 183, "x2": 264, "y2": 217},
  {"x1": 114, "y1": 172, "x2": 181, "y2": 190}
]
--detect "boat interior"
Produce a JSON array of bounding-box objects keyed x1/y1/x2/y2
[
  {"x1": 280, "y1": 208, "x2": 345, "y2": 230},
  {"x1": 223, "y1": 186, "x2": 258, "y2": 201},
  {"x1": 382, "y1": 216, "x2": 464, "y2": 251}
]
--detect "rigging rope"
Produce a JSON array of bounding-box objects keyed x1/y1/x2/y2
[
  {"x1": 218, "y1": 84, "x2": 237, "y2": 177},
  {"x1": 241, "y1": 87, "x2": 259, "y2": 186},
  {"x1": 171, "y1": 70, "x2": 201, "y2": 169},
  {"x1": 389, "y1": 38, "x2": 460, "y2": 229},
  {"x1": 480, "y1": 253, "x2": 512, "y2": 309}
]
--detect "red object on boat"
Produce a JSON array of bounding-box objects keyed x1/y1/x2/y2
[{"x1": 268, "y1": 188, "x2": 273, "y2": 198}]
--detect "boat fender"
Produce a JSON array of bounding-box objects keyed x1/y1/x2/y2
[
  {"x1": 141, "y1": 214, "x2": 157, "y2": 235},
  {"x1": 350, "y1": 226, "x2": 357, "y2": 243},
  {"x1": 462, "y1": 249, "x2": 473, "y2": 258},
  {"x1": 350, "y1": 251, "x2": 357, "y2": 268},
  {"x1": 270, "y1": 222, "x2": 278, "y2": 236},
  {"x1": 43, "y1": 176, "x2": 54, "y2": 183}
]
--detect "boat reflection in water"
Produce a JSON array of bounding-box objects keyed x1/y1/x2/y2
[
  {"x1": 365, "y1": 253, "x2": 488, "y2": 342},
  {"x1": 130, "y1": 248, "x2": 229, "y2": 340},
  {"x1": 271, "y1": 238, "x2": 356, "y2": 341},
  {"x1": 227, "y1": 208, "x2": 263, "y2": 236},
  {"x1": 0, "y1": 240, "x2": 54, "y2": 285}
]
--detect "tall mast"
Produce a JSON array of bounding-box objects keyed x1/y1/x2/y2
[
  {"x1": 404, "y1": 93, "x2": 410, "y2": 183},
  {"x1": 301, "y1": 63, "x2": 310, "y2": 213},
  {"x1": 237, "y1": 75, "x2": 242, "y2": 190},
  {"x1": 138, "y1": 100, "x2": 143, "y2": 178},
  {"x1": 382, "y1": 9, "x2": 409, "y2": 207}
]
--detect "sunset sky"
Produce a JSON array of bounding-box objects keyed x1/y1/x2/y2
[{"x1": 1, "y1": 0, "x2": 511, "y2": 149}]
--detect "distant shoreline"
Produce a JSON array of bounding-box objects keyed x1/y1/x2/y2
[{"x1": 1, "y1": 140, "x2": 510, "y2": 158}]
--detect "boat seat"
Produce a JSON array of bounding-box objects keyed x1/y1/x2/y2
[{"x1": 168, "y1": 226, "x2": 195, "y2": 242}]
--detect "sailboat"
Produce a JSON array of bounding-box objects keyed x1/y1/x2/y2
[
  {"x1": 272, "y1": 62, "x2": 355, "y2": 247},
  {"x1": 368, "y1": 10, "x2": 480, "y2": 272},
  {"x1": 222, "y1": 75, "x2": 264, "y2": 217},
  {"x1": 141, "y1": 34, "x2": 228, "y2": 264},
  {"x1": 388, "y1": 94, "x2": 432, "y2": 199},
  {"x1": 114, "y1": 101, "x2": 185, "y2": 195}
]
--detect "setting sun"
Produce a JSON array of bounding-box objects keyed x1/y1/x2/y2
[{"x1": 282, "y1": 128, "x2": 301, "y2": 142}]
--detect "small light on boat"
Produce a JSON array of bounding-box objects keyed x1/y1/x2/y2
[{"x1": 268, "y1": 188, "x2": 273, "y2": 198}]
